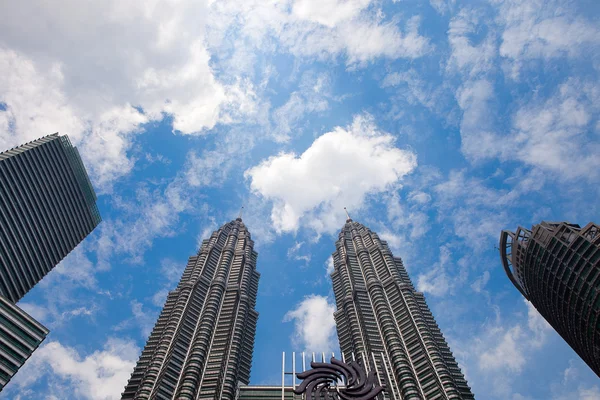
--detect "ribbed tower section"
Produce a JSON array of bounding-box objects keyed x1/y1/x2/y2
[
  {"x1": 331, "y1": 219, "x2": 474, "y2": 400},
  {"x1": 501, "y1": 221, "x2": 600, "y2": 377},
  {"x1": 0, "y1": 133, "x2": 100, "y2": 391},
  {"x1": 0, "y1": 133, "x2": 101, "y2": 302},
  {"x1": 121, "y1": 218, "x2": 260, "y2": 400}
]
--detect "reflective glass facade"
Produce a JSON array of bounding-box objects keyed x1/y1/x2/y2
[
  {"x1": 0, "y1": 133, "x2": 101, "y2": 302},
  {"x1": 0, "y1": 295, "x2": 48, "y2": 391},
  {"x1": 0, "y1": 133, "x2": 99, "y2": 391}
]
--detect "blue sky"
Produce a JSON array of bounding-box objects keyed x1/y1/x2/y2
[{"x1": 1, "y1": 0, "x2": 599, "y2": 398}]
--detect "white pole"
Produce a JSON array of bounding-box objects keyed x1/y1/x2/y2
[
  {"x1": 281, "y1": 352, "x2": 285, "y2": 400},
  {"x1": 292, "y1": 352, "x2": 296, "y2": 391}
]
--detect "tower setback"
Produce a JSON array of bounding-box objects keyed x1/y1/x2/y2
[
  {"x1": 500, "y1": 221, "x2": 600, "y2": 376},
  {"x1": 121, "y1": 218, "x2": 260, "y2": 400},
  {"x1": 331, "y1": 218, "x2": 474, "y2": 399}
]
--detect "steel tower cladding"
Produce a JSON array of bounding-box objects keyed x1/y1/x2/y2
[
  {"x1": 121, "y1": 218, "x2": 260, "y2": 400},
  {"x1": 331, "y1": 218, "x2": 474, "y2": 400},
  {"x1": 0, "y1": 133, "x2": 100, "y2": 390},
  {"x1": 501, "y1": 221, "x2": 600, "y2": 377},
  {"x1": 0, "y1": 133, "x2": 101, "y2": 302}
]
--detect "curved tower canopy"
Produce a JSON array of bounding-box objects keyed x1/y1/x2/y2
[
  {"x1": 500, "y1": 221, "x2": 600, "y2": 377},
  {"x1": 331, "y1": 219, "x2": 474, "y2": 400},
  {"x1": 121, "y1": 218, "x2": 260, "y2": 399}
]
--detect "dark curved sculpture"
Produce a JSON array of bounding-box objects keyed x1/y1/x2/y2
[{"x1": 293, "y1": 357, "x2": 384, "y2": 400}]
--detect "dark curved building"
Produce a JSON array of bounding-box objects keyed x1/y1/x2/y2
[
  {"x1": 331, "y1": 218, "x2": 474, "y2": 399},
  {"x1": 121, "y1": 218, "x2": 260, "y2": 400},
  {"x1": 501, "y1": 221, "x2": 600, "y2": 377}
]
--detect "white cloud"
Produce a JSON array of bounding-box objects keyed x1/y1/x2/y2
[
  {"x1": 271, "y1": 72, "x2": 331, "y2": 142},
  {"x1": 480, "y1": 325, "x2": 526, "y2": 372},
  {"x1": 408, "y1": 191, "x2": 431, "y2": 204},
  {"x1": 417, "y1": 245, "x2": 453, "y2": 296},
  {"x1": 113, "y1": 300, "x2": 159, "y2": 339},
  {"x1": 478, "y1": 300, "x2": 551, "y2": 373},
  {"x1": 447, "y1": 9, "x2": 496, "y2": 76},
  {"x1": 284, "y1": 295, "x2": 337, "y2": 353},
  {"x1": 245, "y1": 114, "x2": 417, "y2": 233},
  {"x1": 509, "y1": 80, "x2": 600, "y2": 179},
  {"x1": 386, "y1": 191, "x2": 430, "y2": 240},
  {"x1": 97, "y1": 177, "x2": 194, "y2": 265},
  {"x1": 0, "y1": 0, "x2": 256, "y2": 191},
  {"x1": 455, "y1": 79, "x2": 502, "y2": 162},
  {"x1": 325, "y1": 257, "x2": 334, "y2": 276},
  {"x1": 495, "y1": 0, "x2": 600, "y2": 77},
  {"x1": 287, "y1": 241, "x2": 312, "y2": 267},
  {"x1": 525, "y1": 301, "x2": 551, "y2": 347},
  {"x1": 209, "y1": 0, "x2": 430, "y2": 67},
  {"x1": 551, "y1": 361, "x2": 600, "y2": 400},
  {"x1": 184, "y1": 127, "x2": 256, "y2": 188},
  {"x1": 292, "y1": 0, "x2": 372, "y2": 27},
  {"x1": 8, "y1": 338, "x2": 139, "y2": 400},
  {"x1": 456, "y1": 79, "x2": 600, "y2": 180},
  {"x1": 470, "y1": 271, "x2": 490, "y2": 293}
]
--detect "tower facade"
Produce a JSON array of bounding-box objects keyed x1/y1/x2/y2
[
  {"x1": 0, "y1": 133, "x2": 100, "y2": 390},
  {"x1": 121, "y1": 218, "x2": 260, "y2": 400},
  {"x1": 500, "y1": 221, "x2": 600, "y2": 376},
  {"x1": 0, "y1": 133, "x2": 101, "y2": 302},
  {"x1": 331, "y1": 218, "x2": 474, "y2": 399}
]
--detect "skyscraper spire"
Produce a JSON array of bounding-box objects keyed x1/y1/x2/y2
[
  {"x1": 330, "y1": 219, "x2": 474, "y2": 399},
  {"x1": 344, "y1": 207, "x2": 352, "y2": 222},
  {"x1": 238, "y1": 205, "x2": 244, "y2": 220},
  {"x1": 121, "y1": 218, "x2": 260, "y2": 399}
]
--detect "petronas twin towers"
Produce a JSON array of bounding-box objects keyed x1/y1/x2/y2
[{"x1": 122, "y1": 216, "x2": 474, "y2": 399}]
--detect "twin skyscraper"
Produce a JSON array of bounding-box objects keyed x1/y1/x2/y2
[
  {"x1": 120, "y1": 215, "x2": 475, "y2": 400},
  {"x1": 1, "y1": 134, "x2": 599, "y2": 399}
]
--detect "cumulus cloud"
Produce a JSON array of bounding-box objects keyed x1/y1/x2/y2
[
  {"x1": 284, "y1": 295, "x2": 337, "y2": 353},
  {"x1": 0, "y1": 0, "x2": 256, "y2": 191},
  {"x1": 245, "y1": 114, "x2": 417, "y2": 233},
  {"x1": 8, "y1": 338, "x2": 139, "y2": 400}
]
